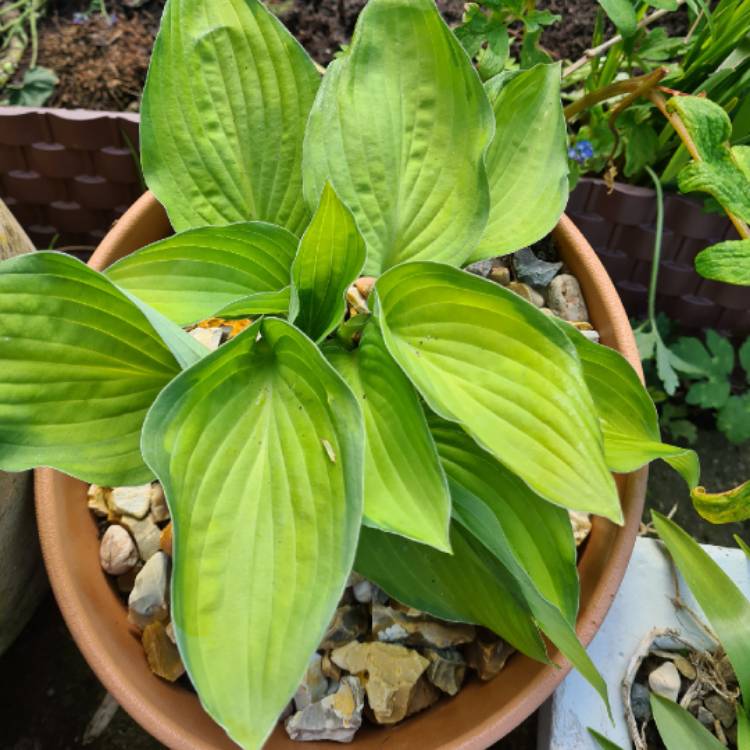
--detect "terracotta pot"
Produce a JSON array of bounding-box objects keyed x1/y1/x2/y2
[
  {"x1": 35, "y1": 192, "x2": 648, "y2": 750},
  {"x1": 0, "y1": 470, "x2": 46, "y2": 656},
  {"x1": 568, "y1": 177, "x2": 750, "y2": 334}
]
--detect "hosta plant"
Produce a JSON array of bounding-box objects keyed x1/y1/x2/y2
[{"x1": 0, "y1": 0, "x2": 702, "y2": 747}]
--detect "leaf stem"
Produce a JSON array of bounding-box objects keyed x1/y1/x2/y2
[
  {"x1": 564, "y1": 68, "x2": 667, "y2": 121},
  {"x1": 645, "y1": 166, "x2": 663, "y2": 328}
]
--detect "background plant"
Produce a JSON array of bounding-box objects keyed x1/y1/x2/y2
[
  {"x1": 0, "y1": 1, "x2": 706, "y2": 748},
  {"x1": 590, "y1": 513, "x2": 750, "y2": 750}
]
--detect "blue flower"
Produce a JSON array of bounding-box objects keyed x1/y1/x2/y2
[{"x1": 569, "y1": 140, "x2": 594, "y2": 164}]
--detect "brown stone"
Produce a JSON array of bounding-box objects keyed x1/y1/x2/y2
[
  {"x1": 354, "y1": 277, "x2": 376, "y2": 298},
  {"x1": 160, "y1": 523, "x2": 173, "y2": 556},
  {"x1": 488, "y1": 265, "x2": 510, "y2": 285},
  {"x1": 569, "y1": 511, "x2": 592, "y2": 547},
  {"x1": 87, "y1": 484, "x2": 110, "y2": 517},
  {"x1": 141, "y1": 621, "x2": 185, "y2": 682},
  {"x1": 507, "y1": 281, "x2": 544, "y2": 308},
  {"x1": 704, "y1": 694, "x2": 736, "y2": 729},
  {"x1": 150, "y1": 483, "x2": 170, "y2": 523},
  {"x1": 672, "y1": 654, "x2": 697, "y2": 681},
  {"x1": 406, "y1": 676, "x2": 441, "y2": 717},
  {"x1": 371, "y1": 603, "x2": 475, "y2": 649},
  {"x1": 319, "y1": 605, "x2": 368, "y2": 650},
  {"x1": 331, "y1": 641, "x2": 429, "y2": 724},
  {"x1": 465, "y1": 632, "x2": 514, "y2": 681},
  {"x1": 321, "y1": 652, "x2": 341, "y2": 682},
  {"x1": 547, "y1": 274, "x2": 589, "y2": 322}
]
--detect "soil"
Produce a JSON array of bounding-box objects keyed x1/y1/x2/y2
[{"x1": 17, "y1": 0, "x2": 691, "y2": 111}]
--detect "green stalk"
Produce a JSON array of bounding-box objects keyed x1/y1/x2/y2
[{"x1": 645, "y1": 165, "x2": 663, "y2": 329}]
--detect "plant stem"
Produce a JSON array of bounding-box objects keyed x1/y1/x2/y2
[
  {"x1": 649, "y1": 90, "x2": 750, "y2": 240},
  {"x1": 562, "y1": 1, "x2": 685, "y2": 79},
  {"x1": 564, "y1": 67, "x2": 666, "y2": 121},
  {"x1": 645, "y1": 166, "x2": 664, "y2": 327}
]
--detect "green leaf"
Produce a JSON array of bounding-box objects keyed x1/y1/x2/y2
[
  {"x1": 558, "y1": 323, "x2": 700, "y2": 489},
  {"x1": 718, "y1": 394, "x2": 750, "y2": 444},
  {"x1": 695, "y1": 239, "x2": 750, "y2": 286},
  {"x1": 596, "y1": 0, "x2": 637, "y2": 37},
  {"x1": 106, "y1": 223, "x2": 298, "y2": 326},
  {"x1": 706, "y1": 329, "x2": 735, "y2": 374},
  {"x1": 656, "y1": 336, "x2": 680, "y2": 396},
  {"x1": 735, "y1": 534, "x2": 750, "y2": 558},
  {"x1": 0, "y1": 252, "x2": 182, "y2": 486},
  {"x1": 428, "y1": 413, "x2": 577, "y2": 623},
  {"x1": 290, "y1": 183, "x2": 366, "y2": 343},
  {"x1": 8, "y1": 66, "x2": 58, "y2": 107},
  {"x1": 653, "y1": 512, "x2": 750, "y2": 698},
  {"x1": 374, "y1": 262, "x2": 620, "y2": 521},
  {"x1": 686, "y1": 380, "x2": 731, "y2": 409},
  {"x1": 470, "y1": 64, "x2": 568, "y2": 261},
  {"x1": 141, "y1": 0, "x2": 320, "y2": 234},
  {"x1": 670, "y1": 336, "x2": 714, "y2": 375},
  {"x1": 302, "y1": 0, "x2": 494, "y2": 275},
  {"x1": 215, "y1": 287, "x2": 292, "y2": 319},
  {"x1": 355, "y1": 523, "x2": 548, "y2": 663},
  {"x1": 669, "y1": 96, "x2": 750, "y2": 223},
  {"x1": 588, "y1": 729, "x2": 626, "y2": 750},
  {"x1": 740, "y1": 338, "x2": 750, "y2": 379},
  {"x1": 428, "y1": 414, "x2": 610, "y2": 711},
  {"x1": 141, "y1": 318, "x2": 363, "y2": 750},
  {"x1": 691, "y1": 480, "x2": 750, "y2": 523},
  {"x1": 476, "y1": 24, "x2": 510, "y2": 80},
  {"x1": 623, "y1": 121, "x2": 659, "y2": 178},
  {"x1": 650, "y1": 693, "x2": 726, "y2": 750},
  {"x1": 738, "y1": 706, "x2": 750, "y2": 750},
  {"x1": 324, "y1": 324, "x2": 451, "y2": 551}
]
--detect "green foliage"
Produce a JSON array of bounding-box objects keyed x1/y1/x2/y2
[
  {"x1": 0, "y1": 1, "x2": 710, "y2": 747},
  {"x1": 6, "y1": 66, "x2": 58, "y2": 106},
  {"x1": 454, "y1": 0, "x2": 559, "y2": 77},
  {"x1": 596, "y1": 0, "x2": 637, "y2": 38},
  {"x1": 650, "y1": 692, "x2": 727, "y2": 750},
  {"x1": 696, "y1": 238, "x2": 750, "y2": 286}
]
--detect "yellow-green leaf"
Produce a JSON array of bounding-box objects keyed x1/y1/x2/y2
[
  {"x1": 142, "y1": 0, "x2": 320, "y2": 234},
  {"x1": 691, "y1": 480, "x2": 750, "y2": 523},
  {"x1": 302, "y1": 0, "x2": 494, "y2": 275},
  {"x1": 374, "y1": 262, "x2": 621, "y2": 521},
  {"x1": 141, "y1": 318, "x2": 363, "y2": 750},
  {"x1": 290, "y1": 183, "x2": 366, "y2": 342},
  {"x1": 325, "y1": 323, "x2": 451, "y2": 551},
  {"x1": 695, "y1": 238, "x2": 750, "y2": 286}
]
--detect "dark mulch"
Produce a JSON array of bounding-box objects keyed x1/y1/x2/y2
[{"x1": 19, "y1": 0, "x2": 693, "y2": 111}]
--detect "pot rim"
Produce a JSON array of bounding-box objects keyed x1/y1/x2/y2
[{"x1": 35, "y1": 191, "x2": 648, "y2": 750}]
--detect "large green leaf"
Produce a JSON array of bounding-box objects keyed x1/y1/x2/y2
[
  {"x1": 428, "y1": 413, "x2": 577, "y2": 623},
  {"x1": 588, "y1": 729, "x2": 626, "y2": 750},
  {"x1": 558, "y1": 323, "x2": 700, "y2": 489},
  {"x1": 429, "y1": 413, "x2": 609, "y2": 711},
  {"x1": 325, "y1": 323, "x2": 451, "y2": 551},
  {"x1": 651, "y1": 693, "x2": 726, "y2": 750},
  {"x1": 0, "y1": 252, "x2": 182, "y2": 486},
  {"x1": 690, "y1": 480, "x2": 750, "y2": 523},
  {"x1": 106, "y1": 223, "x2": 298, "y2": 326},
  {"x1": 739, "y1": 705, "x2": 750, "y2": 750},
  {"x1": 470, "y1": 64, "x2": 568, "y2": 261},
  {"x1": 302, "y1": 0, "x2": 494, "y2": 275},
  {"x1": 374, "y1": 262, "x2": 621, "y2": 521},
  {"x1": 695, "y1": 238, "x2": 750, "y2": 286},
  {"x1": 141, "y1": 0, "x2": 320, "y2": 234},
  {"x1": 215, "y1": 287, "x2": 292, "y2": 319},
  {"x1": 653, "y1": 512, "x2": 750, "y2": 699},
  {"x1": 290, "y1": 183, "x2": 366, "y2": 342},
  {"x1": 141, "y1": 318, "x2": 363, "y2": 750},
  {"x1": 596, "y1": 0, "x2": 637, "y2": 37},
  {"x1": 355, "y1": 523, "x2": 548, "y2": 663},
  {"x1": 669, "y1": 96, "x2": 750, "y2": 223}
]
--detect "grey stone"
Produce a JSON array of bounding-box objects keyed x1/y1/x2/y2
[
  {"x1": 704, "y1": 694, "x2": 736, "y2": 728},
  {"x1": 285, "y1": 675, "x2": 365, "y2": 742},
  {"x1": 648, "y1": 661, "x2": 681, "y2": 702},
  {"x1": 109, "y1": 485, "x2": 152, "y2": 519},
  {"x1": 547, "y1": 274, "x2": 589, "y2": 322},
  {"x1": 425, "y1": 648, "x2": 466, "y2": 696},
  {"x1": 371, "y1": 603, "x2": 475, "y2": 649},
  {"x1": 119, "y1": 514, "x2": 161, "y2": 561},
  {"x1": 697, "y1": 705, "x2": 715, "y2": 726},
  {"x1": 99, "y1": 525, "x2": 139, "y2": 576},
  {"x1": 512, "y1": 247, "x2": 562, "y2": 287},
  {"x1": 293, "y1": 652, "x2": 329, "y2": 711},
  {"x1": 319, "y1": 605, "x2": 368, "y2": 650},
  {"x1": 630, "y1": 682, "x2": 651, "y2": 722},
  {"x1": 465, "y1": 259, "x2": 493, "y2": 277},
  {"x1": 581, "y1": 329, "x2": 601, "y2": 343},
  {"x1": 128, "y1": 551, "x2": 169, "y2": 630}
]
